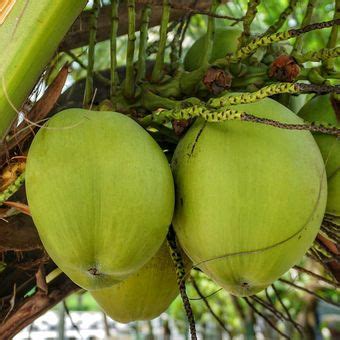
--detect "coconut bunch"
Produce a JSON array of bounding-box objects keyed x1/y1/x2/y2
[
  {"x1": 24, "y1": 9, "x2": 339, "y2": 326},
  {"x1": 25, "y1": 97, "x2": 334, "y2": 323}
]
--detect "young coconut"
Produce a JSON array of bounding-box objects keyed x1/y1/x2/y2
[
  {"x1": 91, "y1": 242, "x2": 191, "y2": 323},
  {"x1": 172, "y1": 97, "x2": 327, "y2": 297},
  {"x1": 183, "y1": 27, "x2": 242, "y2": 72},
  {"x1": 298, "y1": 94, "x2": 339, "y2": 217},
  {"x1": 26, "y1": 109, "x2": 174, "y2": 290}
]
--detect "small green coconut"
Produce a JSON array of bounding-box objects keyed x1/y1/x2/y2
[
  {"x1": 183, "y1": 27, "x2": 242, "y2": 71},
  {"x1": 26, "y1": 109, "x2": 174, "y2": 290},
  {"x1": 172, "y1": 97, "x2": 327, "y2": 297},
  {"x1": 298, "y1": 94, "x2": 339, "y2": 217},
  {"x1": 91, "y1": 242, "x2": 190, "y2": 323}
]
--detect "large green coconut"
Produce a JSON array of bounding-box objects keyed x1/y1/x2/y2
[
  {"x1": 183, "y1": 27, "x2": 241, "y2": 72},
  {"x1": 91, "y1": 242, "x2": 190, "y2": 323},
  {"x1": 298, "y1": 94, "x2": 339, "y2": 217},
  {"x1": 172, "y1": 97, "x2": 327, "y2": 297},
  {"x1": 26, "y1": 109, "x2": 174, "y2": 290}
]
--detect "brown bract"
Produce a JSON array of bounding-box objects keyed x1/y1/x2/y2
[
  {"x1": 269, "y1": 55, "x2": 300, "y2": 82},
  {"x1": 0, "y1": 161, "x2": 26, "y2": 191},
  {"x1": 203, "y1": 67, "x2": 232, "y2": 94}
]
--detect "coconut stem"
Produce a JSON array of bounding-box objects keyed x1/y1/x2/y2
[
  {"x1": 293, "y1": 265, "x2": 339, "y2": 287},
  {"x1": 191, "y1": 278, "x2": 232, "y2": 336},
  {"x1": 271, "y1": 284, "x2": 304, "y2": 335},
  {"x1": 166, "y1": 226, "x2": 197, "y2": 340},
  {"x1": 279, "y1": 278, "x2": 340, "y2": 307},
  {"x1": 110, "y1": 0, "x2": 119, "y2": 105},
  {"x1": 263, "y1": 0, "x2": 298, "y2": 35},
  {"x1": 295, "y1": 47, "x2": 340, "y2": 63},
  {"x1": 241, "y1": 113, "x2": 340, "y2": 136},
  {"x1": 243, "y1": 297, "x2": 290, "y2": 339},
  {"x1": 178, "y1": 14, "x2": 192, "y2": 59},
  {"x1": 323, "y1": 0, "x2": 340, "y2": 71},
  {"x1": 169, "y1": 21, "x2": 184, "y2": 74},
  {"x1": 234, "y1": 19, "x2": 339, "y2": 61},
  {"x1": 84, "y1": 0, "x2": 100, "y2": 108},
  {"x1": 136, "y1": 4, "x2": 151, "y2": 84},
  {"x1": 314, "y1": 238, "x2": 337, "y2": 258},
  {"x1": 151, "y1": 0, "x2": 171, "y2": 82},
  {"x1": 152, "y1": 84, "x2": 340, "y2": 136},
  {"x1": 237, "y1": 0, "x2": 261, "y2": 48},
  {"x1": 292, "y1": 0, "x2": 317, "y2": 54},
  {"x1": 200, "y1": 0, "x2": 218, "y2": 68},
  {"x1": 307, "y1": 248, "x2": 338, "y2": 282},
  {"x1": 0, "y1": 172, "x2": 25, "y2": 205},
  {"x1": 250, "y1": 295, "x2": 292, "y2": 324},
  {"x1": 320, "y1": 223, "x2": 340, "y2": 245},
  {"x1": 209, "y1": 82, "x2": 340, "y2": 107},
  {"x1": 124, "y1": 0, "x2": 136, "y2": 99}
]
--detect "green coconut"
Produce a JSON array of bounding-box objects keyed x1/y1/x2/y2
[
  {"x1": 172, "y1": 97, "x2": 327, "y2": 297},
  {"x1": 91, "y1": 242, "x2": 190, "y2": 323},
  {"x1": 183, "y1": 27, "x2": 242, "y2": 72},
  {"x1": 26, "y1": 109, "x2": 174, "y2": 290},
  {"x1": 298, "y1": 94, "x2": 339, "y2": 217}
]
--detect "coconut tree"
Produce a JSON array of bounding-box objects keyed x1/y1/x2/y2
[{"x1": 0, "y1": 0, "x2": 339, "y2": 338}]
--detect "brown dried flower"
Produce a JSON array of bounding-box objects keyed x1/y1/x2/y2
[
  {"x1": 269, "y1": 55, "x2": 300, "y2": 82},
  {"x1": 203, "y1": 67, "x2": 232, "y2": 94}
]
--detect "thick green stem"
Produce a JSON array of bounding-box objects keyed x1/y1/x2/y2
[
  {"x1": 0, "y1": 0, "x2": 88, "y2": 140},
  {"x1": 136, "y1": 4, "x2": 151, "y2": 83},
  {"x1": 110, "y1": 0, "x2": 119, "y2": 103},
  {"x1": 263, "y1": 0, "x2": 298, "y2": 35},
  {"x1": 292, "y1": 0, "x2": 317, "y2": 53},
  {"x1": 299, "y1": 66, "x2": 340, "y2": 81},
  {"x1": 140, "y1": 90, "x2": 180, "y2": 111},
  {"x1": 84, "y1": 0, "x2": 100, "y2": 107},
  {"x1": 178, "y1": 1, "x2": 219, "y2": 96},
  {"x1": 201, "y1": 0, "x2": 219, "y2": 67},
  {"x1": 307, "y1": 68, "x2": 331, "y2": 85},
  {"x1": 233, "y1": 19, "x2": 339, "y2": 61},
  {"x1": 324, "y1": 0, "x2": 340, "y2": 71},
  {"x1": 124, "y1": 0, "x2": 136, "y2": 99},
  {"x1": 151, "y1": 0, "x2": 171, "y2": 82},
  {"x1": 238, "y1": 0, "x2": 261, "y2": 48},
  {"x1": 231, "y1": 73, "x2": 268, "y2": 88},
  {"x1": 0, "y1": 172, "x2": 25, "y2": 205}
]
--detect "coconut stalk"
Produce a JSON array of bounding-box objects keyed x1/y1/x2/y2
[{"x1": 0, "y1": 0, "x2": 88, "y2": 141}]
